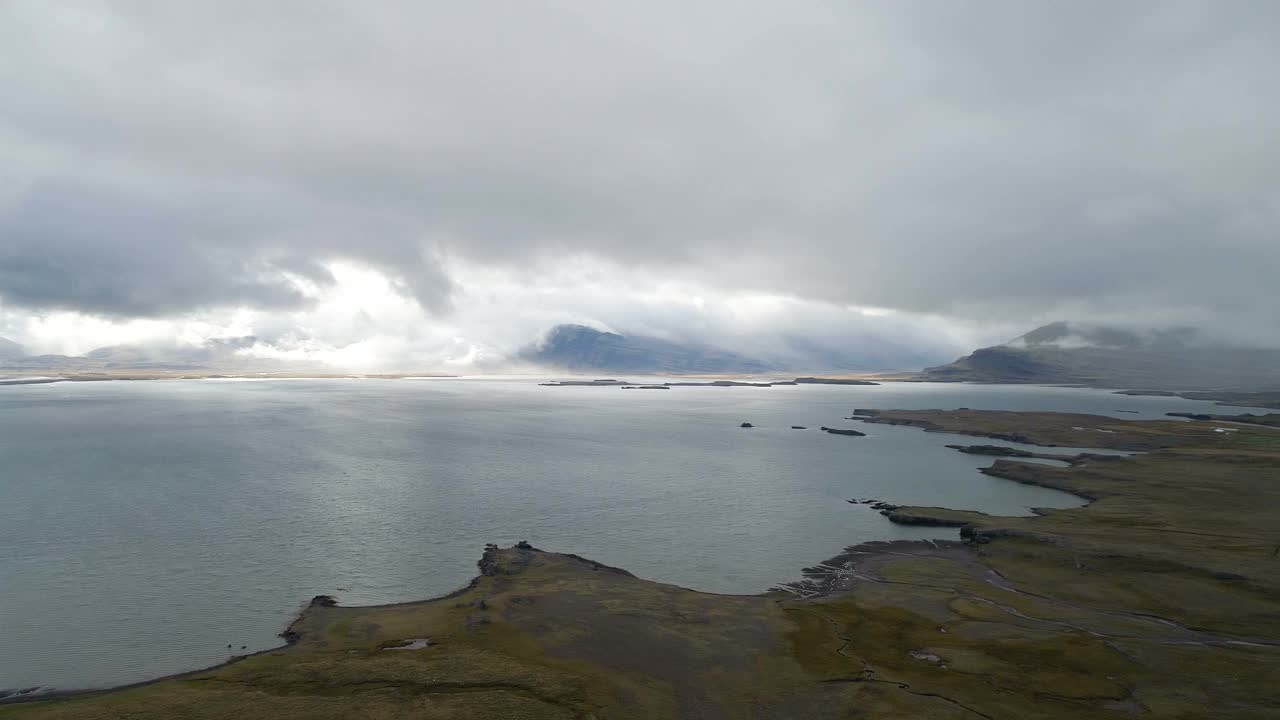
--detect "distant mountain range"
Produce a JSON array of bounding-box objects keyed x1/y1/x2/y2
[
  {"x1": 519, "y1": 323, "x2": 961, "y2": 375},
  {"x1": 2, "y1": 324, "x2": 932, "y2": 377},
  {"x1": 519, "y1": 324, "x2": 949, "y2": 375},
  {"x1": 921, "y1": 321, "x2": 1280, "y2": 390},
  {"x1": 21, "y1": 320, "x2": 1267, "y2": 389},
  {"x1": 0, "y1": 336, "x2": 293, "y2": 374},
  {"x1": 519, "y1": 325, "x2": 776, "y2": 374}
]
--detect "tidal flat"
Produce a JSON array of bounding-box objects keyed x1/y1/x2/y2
[{"x1": 4, "y1": 407, "x2": 1279, "y2": 718}]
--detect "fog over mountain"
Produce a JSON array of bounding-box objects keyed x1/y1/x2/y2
[
  {"x1": 520, "y1": 324, "x2": 952, "y2": 374},
  {"x1": 924, "y1": 321, "x2": 1280, "y2": 390},
  {"x1": 0, "y1": 336, "x2": 26, "y2": 360},
  {"x1": 520, "y1": 325, "x2": 775, "y2": 375},
  {"x1": 3, "y1": 3, "x2": 1279, "y2": 370}
]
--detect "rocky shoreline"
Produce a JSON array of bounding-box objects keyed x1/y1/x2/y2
[
  {"x1": 0, "y1": 408, "x2": 1119, "y2": 705},
  {"x1": 0, "y1": 545, "x2": 535, "y2": 706}
]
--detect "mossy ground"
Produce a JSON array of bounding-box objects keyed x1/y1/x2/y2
[{"x1": 5, "y1": 411, "x2": 1279, "y2": 718}]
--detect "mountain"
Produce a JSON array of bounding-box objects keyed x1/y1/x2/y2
[
  {"x1": 0, "y1": 336, "x2": 297, "y2": 374},
  {"x1": 520, "y1": 325, "x2": 775, "y2": 374},
  {"x1": 82, "y1": 336, "x2": 262, "y2": 369},
  {"x1": 0, "y1": 337, "x2": 26, "y2": 360},
  {"x1": 922, "y1": 321, "x2": 1280, "y2": 390}
]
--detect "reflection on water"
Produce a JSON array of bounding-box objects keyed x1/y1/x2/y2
[{"x1": 0, "y1": 379, "x2": 1241, "y2": 691}]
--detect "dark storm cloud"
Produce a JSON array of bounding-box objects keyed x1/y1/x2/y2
[
  {"x1": 1, "y1": 1, "x2": 1277, "y2": 336},
  {"x1": 0, "y1": 184, "x2": 332, "y2": 316}
]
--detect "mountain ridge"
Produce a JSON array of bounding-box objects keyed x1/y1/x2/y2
[
  {"x1": 0, "y1": 336, "x2": 299, "y2": 374},
  {"x1": 922, "y1": 322, "x2": 1280, "y2": 390},
  {"x1": 519, "y1": 324, "x2": 775, "y2": 374}
]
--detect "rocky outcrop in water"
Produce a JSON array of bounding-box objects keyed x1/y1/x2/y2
[{"x1": 820, "y1": 426, "x2": 866, "y2": 436}]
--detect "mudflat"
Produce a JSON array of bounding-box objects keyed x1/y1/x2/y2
[{"x1": 5, "y1": 410, "x2": 1279, "y2": 719}]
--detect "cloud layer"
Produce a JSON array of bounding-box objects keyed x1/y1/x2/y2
[{"x1": 3, "y1": 2, "x2": 1278, "y2": 365}]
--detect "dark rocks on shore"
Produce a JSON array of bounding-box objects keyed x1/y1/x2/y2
[
  {"x1": 479, "y1": 545, "x2": 501, "y2": 576},
  {"x1": 515, "y1": 540, "x2": 534, "y2": 550},
  {"x1": 791, "y1": 425, "x2": 806, "y2": 429},
  {"x1": 309, "y1": 595, "x2": 338, "y2": 608},
  {"x1": 820, "y1": 426, "x2": 866, "y2": 436},
  {"x1": 638, "y1": 385, "x2": 670, "y2": 390},
  {"x1": 885, "y1": 511, "x2": 968, "y2": 527},
  {"x1": 944, "y1": 444, "x2": 1035, "y2": 458},
  {"x1": 960, "y1": 525, "x2": 1058, "y2": 545},
  {"x1": 740, "y1": 422, "x2": 754, "y2": 428}
]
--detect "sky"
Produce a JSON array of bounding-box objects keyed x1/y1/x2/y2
[{"x1": 2, "y1": 2, "x2": 1278, "y2": 370}]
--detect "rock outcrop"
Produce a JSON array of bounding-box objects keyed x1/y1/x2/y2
[{"x1": 820, "y1": 426, "x2": 866, "y2": 436}]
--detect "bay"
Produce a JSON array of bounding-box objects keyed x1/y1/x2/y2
[{"x1": 0, "y1": 379, "x2": 1245, "y2": 691}]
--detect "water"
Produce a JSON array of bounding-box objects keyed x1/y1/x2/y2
[{"x1": 0, "y1": 379, "x2": 1249, "y2": 692}]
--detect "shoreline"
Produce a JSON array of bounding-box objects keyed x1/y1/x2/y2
[
  {"x1": 1, "y1": 423, "x2": 1100, "y2": 706},
  {"x1": 0, "y1": 559, "x2": 499, "y2": 706},
  {"x1": 4, "y1": 535, "x2": 967, "y2": 705},
  {"x1": 0, "y1": 409, "x2": 1143, "y2": 705},
  {"x1": 8, "y1": 407, "x2": 1278, "y2": 716}
]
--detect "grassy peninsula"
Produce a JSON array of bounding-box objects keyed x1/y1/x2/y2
[{"x1": 4, "y1": 410, "x2": 1279, "y2": 718}]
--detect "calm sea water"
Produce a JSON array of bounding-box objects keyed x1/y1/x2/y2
[{"x1": 0, "y1": 379, "x2": 1248, "y2": 692}]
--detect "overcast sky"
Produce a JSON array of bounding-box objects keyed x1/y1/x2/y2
[{"x1": 2, "y1": 2, "x2": 1278, "y2": 369}]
